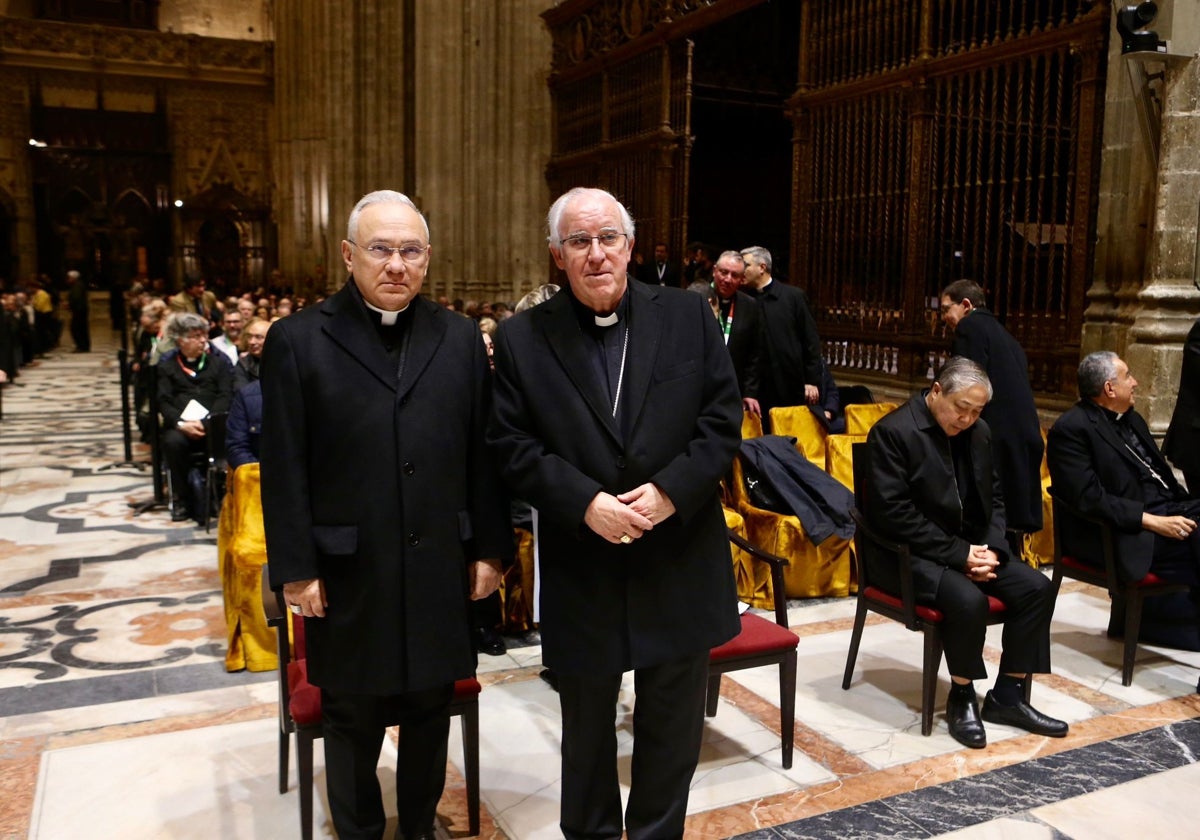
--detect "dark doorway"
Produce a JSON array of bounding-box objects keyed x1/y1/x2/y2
[{"x1": 687, "y1": 1, "x2": 798, "y2": 276}]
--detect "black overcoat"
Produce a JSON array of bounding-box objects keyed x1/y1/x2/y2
[
  {"x1": 487, "y1": 281, "x2": 743, "y2": 675},
  {"x1": 1163, "y1": 317, "x2": 1200, "y2": 482},
  {"x1": 721, "y1": 289, "x2": 763, "y2": 400},
  {"x1": 950, "y1": 307, "x2": 1044, "y2": 531},
  {"x1": 864, "y1": 394, "x2": 1009, "y2": 601},
  {"x1": 260, "y1": 282, "x2": 512, "y2": 695},
  {"x1": 752, "y1": 280, "x2": 822, "y2": 411},
  {"x1": 1047, "y1": 399, "x2": 1187, "y2": 583}
]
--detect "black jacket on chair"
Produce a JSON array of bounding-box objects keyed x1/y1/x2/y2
[{"x1": 739, "y1": 435, "x2": 855, "y2": 545}]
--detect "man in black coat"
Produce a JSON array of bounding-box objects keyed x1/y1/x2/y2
[
  {"x1": 1164, "y1": 318, "x2": 1200, "y2": 494},
  {"x1": 156, "y1": 312, "x2": 233, "y2": 521},
  {"x1": 635, "y1": 241, "x2": 680, "y2": 287},
  {"x1": 941, "y1": 279, "x2": 1044, "y2": 550},
  {"x1": 488, "y1": 187, "x2": 742, "y2": 839},
  {"x1": 1047, "y1": 352, "x2": 1200, "y2": 652},
  {"x1": 711, "y1": 250, "x2": 764, "y2": 418},
  {"x1": 260, "y1": 190, "x2": 511, "y2": 840},
  {"x1": 865, "y1": 357, "x2": 1066, "y2": 748},
  {"x1": 740, "y1": 245, "x2": 823, "y2": 430}
]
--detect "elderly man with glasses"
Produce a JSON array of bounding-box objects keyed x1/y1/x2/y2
[
  {"x1": 259, "y1": 190, "x2": 511, "y2": 840},
  {"x1": 488, "y1": 187, "x2": 743, "y2": 839}
]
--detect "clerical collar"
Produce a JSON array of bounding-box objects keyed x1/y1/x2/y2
[
  {"x1": 363, "y1": 298, "x2": 410, "y2": 325},
  {"x1": 567, "y1": 284, "x2": 630, "y2": 330},
  {"x1": 595, "y1": 312, "x2": 619, "y2": 327}
]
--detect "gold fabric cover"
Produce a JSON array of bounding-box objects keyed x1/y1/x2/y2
[
  {"x1": 728, "y1": 456, "x2": 853, "y2": 598},
  {"x1": 825, "y1": 433, "x2": 866, "y2": 490},
  {"x1": 725, "y1": 506, "x2": 775, "y2": 609},
  {"x1": 769, "y1": 405, "x2": 828, "y2": 469},
  {"x1": 741, "y1": 410, "x2": 764, "y2": 440},
  {"x1": 501, "y1": 527, "x2": 537, "y2": 632},
  {"x1": 217, "y1": 463, "x2": 278, "y2": 672},
  {"x1": 1022, "y1": 431, "x2": 1054, "y2": 568},
  {"x1": 844, "y1": 402, "x2": 899, "y2": 436}
]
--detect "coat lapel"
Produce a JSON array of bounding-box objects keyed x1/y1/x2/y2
[
  {"x1": 396, "y1": 297, "x2": 447, "y2": 402},
  {"x1": 319, "y1": 281, "x2": 398, "y2": 391},
  {"x1": 622, "y1": 282, "x2": 663, "y2": 434},
  {"x1": 538, "y1": 291, "x2": 623, "y2": 446}
]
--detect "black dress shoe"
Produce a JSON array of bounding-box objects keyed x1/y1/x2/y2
[
  {"x1": 475, "y1": 626, "x2": 506, "y2": 656},
  {"x1": 980, "y1": 691, "x2": 1068, "y2": 737},
  {"x1": 171, "y1": 506, "x2": 192, "y2": 522},
  {"x1": 946, "y1": 686, "x2": 987, "y2": 749}
]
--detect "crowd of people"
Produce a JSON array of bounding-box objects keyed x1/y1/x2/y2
[{"x1": 4, "y1": 183, "x2": 1199, "y2": 840}]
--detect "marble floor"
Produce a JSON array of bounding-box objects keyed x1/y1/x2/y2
[{"x1": 2, "y1": 313, "x2": 1199, "y2": 839}]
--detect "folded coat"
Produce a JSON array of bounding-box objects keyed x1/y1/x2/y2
[{"x1": 740, "y1": 434, "x2": 855, "y2": 545}]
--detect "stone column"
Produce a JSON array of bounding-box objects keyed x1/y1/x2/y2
[{"x1": 1125, "y1": 56, "x2": 1200, "y2": 432}]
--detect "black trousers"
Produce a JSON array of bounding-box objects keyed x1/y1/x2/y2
[
  {"x1": 557, "y1": 652, "x2": 709, "y2": 840},
  {"x1": 320, "y1": 683, "x2": 453, "y2": 840},
  {"x1": 932, "y1": 559, "x2": 1054, "y2": 680},
  {"x1": 159, "y1": 427, "x2": 204, "y2": 507}
]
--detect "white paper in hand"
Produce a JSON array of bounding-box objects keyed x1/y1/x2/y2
[{"x1": 180, "y1": 399, "x2": 210, "y2": 422}]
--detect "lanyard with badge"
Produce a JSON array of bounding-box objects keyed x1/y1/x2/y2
[{"x1": 718, "y1": 295, "x2": 734, "y2": 345}]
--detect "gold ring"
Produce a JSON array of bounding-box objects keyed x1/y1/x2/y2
[{"x1": 619, "y1": 534, "x2": 632, "y2": 545}]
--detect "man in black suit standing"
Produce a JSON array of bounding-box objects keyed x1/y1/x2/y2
[
  {"x1": 1164, "y1": 318, "x2": 1200, "y2": 494},
  {"x1": 636, "y1": 241, "x2": 680, "y2": 287},
  {"x1": 711, "y1": 250, "x2": 764, "y2": 418},
  {"x1": 488, "y1": 187, "x2": 742, "y2": 839},
  {"x1": 260, "y1": 190, "x2": 511, "y2": 840},
  {"x1": 1048, "y1": 351, "x2": 1200, "y2": 664},
  {"x1": 940, "y1": 279, "x2": 1044, "y2": 554},
  {"x1": 865, "y1": 357, "x2": 1066, "y2": 748},
  {"x1": 740, "y1": 245, "x2": 822, "y2": 430}
]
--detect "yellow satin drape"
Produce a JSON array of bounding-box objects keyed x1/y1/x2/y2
[
  {"x1": 844, "y1": 402, "x2": 899, "y2": 436},
  {"x1": 769, "y1": 405, "x2": 828, "y2": 469},
  {"x1": 217, "y1": 463, "x2": 278, "y2": 672}
]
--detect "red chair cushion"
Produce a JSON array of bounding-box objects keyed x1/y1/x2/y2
[
  {"x1": 709, "y1": 612, "x2": 799, "y2": 661},
  {"x1": 287, "y1": 659, "x2": 322, "y2": 725},
  {"x1": 453, "y1": 677, "x2": 482, "y2": 699},
  {"x1": 863, "y1": 585, "x2": 1005, "y2": 623},
  {"x1": 1061, "y1": 554, "x2": 1168, "y2": 587}
]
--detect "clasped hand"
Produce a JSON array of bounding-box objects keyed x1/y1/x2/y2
[
  {"x1": 584, "y1": 483, "x2": 676, "y2": 545},
  {"x1": 965, "y1": 544, "x2": 999, "y2": 582}
]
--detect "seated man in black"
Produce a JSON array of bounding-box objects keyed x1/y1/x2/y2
[
  {"x1": 157, "y1": 312, "x2": 233, "y2": 521},
  {"x1": 865, "y1": 356, "x2": 1067, "y2": 748},
  {"x1": 1048, "y1": 351, "x2": 1200, "y2": 684}
]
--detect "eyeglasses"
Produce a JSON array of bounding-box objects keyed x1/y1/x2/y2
[
  {"x1": 348, "y1": 240, "x2": 430, "y2": 263},
  {"x1": 560, "y1": 232, "x2": 628, "y2": 253}
]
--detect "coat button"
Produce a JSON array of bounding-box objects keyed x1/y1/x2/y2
[
  {"x1": 403, "y1": 462, "x2": 415, "y2": 475},
  {"x1": 616, "y1": 456, "x2": 626, "y2": 469},
  {"x1": 408, "y1": 532, "x2": 420, "y2": 546}
]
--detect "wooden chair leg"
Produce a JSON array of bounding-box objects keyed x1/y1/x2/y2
[
  {"x1": 1122, "y1": 589, "x2": 1145, "y2": 687},
  {"x1": 920, "y1": 626, "x2": 943, "y2": 737},
  {"x1": 298, "y1": 729, "x2": 315, "y2": 840},
  {"x1": 461, "y1": 701, "x2": 481, "y2": 836},
  {"x1": 841, "y1": 597, "x2": 869, "y2": 690},
  {"x1": 779, "y1": 652, "x2": 797, "y2": 769},
  {"x1": 278, "y1": 726, "x2": 290, "y2": 793},
  {"x1": 704, "y1": 674, "x2": 722, "y2": 717}
]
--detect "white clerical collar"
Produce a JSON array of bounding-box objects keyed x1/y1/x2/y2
[
  {"x1": 364, "y1": 299, "x2": 409, "y2": 325},
  {"x1": 594, "y1": 312, "x2": 619, "y2": 327}
]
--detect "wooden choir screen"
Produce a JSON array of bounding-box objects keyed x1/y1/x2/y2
[
  {"x1": 546, "y1": 39, "x2": 693, "y2": 268},
  {"x1": 792, "y1": 0, "x2": 1110, "y2": 397}
]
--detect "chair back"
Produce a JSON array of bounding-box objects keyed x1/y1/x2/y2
[
  {"x1": 768, "y1": 405, "x2": 828, "y2": 468},
  {"x1": 741, "y1": 410, "x2": 764, "y2": 440},
  {"x1": 205, "y1": 411, "x2": 229, "y2": 466},
  {"x1": 844, "y1": 402, "x2": 899, "y2": 436},
  {"x1": 850, "y1": 441, "x2": 921, "y2": 628},
  {"x1": 825, "y1": 433, "x2": 866, "y2": 490},
  {"x1": 1049, "y1": 491, "x2": 1121, "y2": 598},
  {"x1": 727, "y1": 529, "x2": 790, "y2": 628}
]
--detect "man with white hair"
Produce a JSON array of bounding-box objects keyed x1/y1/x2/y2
[
  {"x1": 489, "y1": 187, "x2": 743, "y2": 838},
  {"x1": 865, "y1": 356, "x2": 1066, "y2": 748}
]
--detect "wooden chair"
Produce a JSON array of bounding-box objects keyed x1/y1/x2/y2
[
  {"x1": 1050, "y1": 493, "x2": 1190, "y2": 686},
  {"x1": 842, "y1": 442, "x2": 1024, "y2": 735},
  {"x1": 769, "y1": 405, "x2": 828, "y2": 469},
  {"x1": 843, "y1": 402, "x2": 898, "y2": 436},
  {"x1": 707, "y1": 529, "x2": 799, "y2": 768},
  {"x1": 201, "y1": 410, "x2": 228, "y2": 532},
  {"x1": 263, "y1": 581, "x2": 481, "y2": 839}
]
